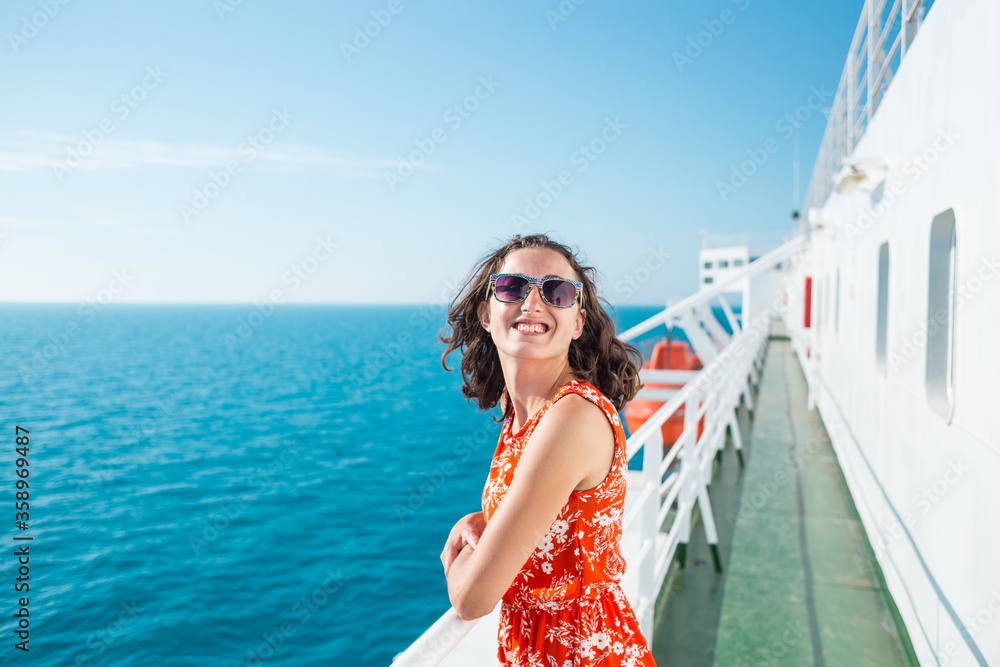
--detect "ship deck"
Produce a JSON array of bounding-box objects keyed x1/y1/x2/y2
[
  {"x1": 438, "y1": 320, "x2": 920, "y2": 666},
  {"x1": 650, "y1": 320, "x2": 918, "y2": 666}
]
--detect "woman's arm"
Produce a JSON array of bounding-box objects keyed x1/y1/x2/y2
[
  {"x1": 446, "y1": 394, "x2": 614, "y2": 620},
  {"x1": 441, "y1": 511, "x2": 486, "y2": 576}
]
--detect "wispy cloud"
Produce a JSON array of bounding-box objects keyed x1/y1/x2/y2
[
  {"x1": 0, "y1": 131, "x2": 398, "y2": 177},
  {"x1": 0, "y1": 216, "x2": 69, "y2": 231}
]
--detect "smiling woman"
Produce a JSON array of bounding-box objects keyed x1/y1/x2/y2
[{"x1": 437, "y1": 234, "x2": 656, "y2": 666}]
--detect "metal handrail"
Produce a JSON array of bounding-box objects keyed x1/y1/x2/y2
[
  {"x1": 803, "y1": 0, "x2": 935, "y2": 216},
  {"x1": 618, "y1": 235, "x2": 805, "y2": 342}
]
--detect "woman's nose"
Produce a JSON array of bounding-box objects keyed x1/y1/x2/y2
[{"x1": 523, "y1": 284, "x2": 546, "y2": 308}]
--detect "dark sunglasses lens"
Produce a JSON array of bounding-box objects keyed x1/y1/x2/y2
[
  {"x1": 494, "y1": 275, "x2": 528, "y2": 302},
  {"x1": 543, "y1": 280, "x2": 576, "y2": 307}
]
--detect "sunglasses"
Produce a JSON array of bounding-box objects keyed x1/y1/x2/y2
[{"x1": 489, "y1": 273, "x2": 582, "y2": 308}]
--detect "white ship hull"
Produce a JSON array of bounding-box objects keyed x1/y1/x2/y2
[{"x1": 786, "y1": 1, "x2": 1000, "y2": 663}]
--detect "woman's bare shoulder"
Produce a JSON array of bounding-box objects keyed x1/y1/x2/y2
[{"x1": 536, "y1": 394, "x2": 615, "y2": 475}]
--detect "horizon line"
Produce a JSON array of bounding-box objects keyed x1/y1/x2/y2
[{"x1": 0, "y1": 300, "x2": 679, "y2": 308}]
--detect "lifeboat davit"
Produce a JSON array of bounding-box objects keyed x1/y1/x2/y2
[{"x1": 625, "y1": 338, "x2": 704, "y2": 450}]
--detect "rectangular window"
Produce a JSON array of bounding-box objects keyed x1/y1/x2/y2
[
  {"x1": 704, "y1": 276, "x2": 714, "y2": 284},
  {"x1": 818, "y1": 278, "x2": 824, "y2": 331},
  {"x1": 704, "y1": 261, "x2": 713, "y2": 269},
  {"x1": 876, "y1": 242, "x2": 889, "y2": 375},
  {"x1": 718, "y1": 260, "x2": 729, "y2": 268},
  {"x1": 734, "y1": 259, "x2": 744, "y2": 267},
  {"x1": 926, "y1": 208, "x2": 956, "y2": 422},
  {"x1": 835, "y1": 267, "x2": 840, "y2": 334},
  {"x1": 813, "y1": 278, "x2": 821, "y2": 331}
]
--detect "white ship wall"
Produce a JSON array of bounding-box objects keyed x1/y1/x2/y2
[
  {"x1": 784, "y1": 0, "x2": 1000, "y2": 664},
  {"x1": 745, "y1": 266, "x2": 785, "y2": 329}
]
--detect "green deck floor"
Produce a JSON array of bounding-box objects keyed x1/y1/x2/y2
[{"x1": 650, "y1": 321, "x2": 918, "y2": 666}]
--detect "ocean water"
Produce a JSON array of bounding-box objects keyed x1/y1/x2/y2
[{"x1": 0, "y1": 303, "x2": 730, "y2": 666}]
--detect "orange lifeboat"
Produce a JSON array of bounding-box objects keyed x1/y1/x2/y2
[{"x1": 625, "y1": 338, "x2": 704, "y2": 450}]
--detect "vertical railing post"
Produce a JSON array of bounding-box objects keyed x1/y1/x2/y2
[
  {"x1": 901, "y1": 0, "x2": 910, "y2": 58},
  {"x1": 638, "y1": 425, "x2": 663, "y2": 642},
  {"x1": 675, "y1": 387, "x2": 700, "y2": 569},
  {"x1": 846, "y1": 49, "x2": 856, "y2": 153},
  {"x1": 867, "y1": 0, "x2": 876, "y2": 120},
  {"x1": 903, "y1": 0, "x2": 921, "y2": 55},
  {"x1": 694, "y1": 387, "x2": 723, "y2": 573}
]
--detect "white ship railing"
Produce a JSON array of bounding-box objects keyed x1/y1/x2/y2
[
  {"x1": 392, "y1": 237, "x2": 806, "y2": 665},
  {"x1": 803, "y1": 0, "x2": 936, "y2": 215}
]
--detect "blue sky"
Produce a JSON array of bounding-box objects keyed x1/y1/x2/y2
[{"x1": 0, "y1": 0, "x2": 863, "y2": 306}]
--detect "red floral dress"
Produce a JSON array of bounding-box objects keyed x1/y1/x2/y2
[{"x1": 481, "y1": 379, "x2": 657, "y2": 666}]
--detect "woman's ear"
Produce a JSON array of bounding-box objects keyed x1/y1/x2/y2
[{"x1": 478, "y1": 301, "x2": 490, "y2": 332}]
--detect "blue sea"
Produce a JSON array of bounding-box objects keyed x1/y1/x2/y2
[{"x1": 0, "y1": 303, "x2": 734, "y2": 666}]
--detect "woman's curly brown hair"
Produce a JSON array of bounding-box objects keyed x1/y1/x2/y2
[{"x1": 438, "y1": 233, "x2": 644, "y2": 423}]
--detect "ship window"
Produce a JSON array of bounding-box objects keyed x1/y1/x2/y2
[
  {"x1": 704, "y1": 276, "x2": 714, "y2": 284},
  {"x1": 734, "y1": 259, "x2": 744, "y2": 267},
  {"x1": 818, "y1": 277, "x2": 824, "y2": 331},
  {"x1": 704, "y1": 261, "x2": 713, "y2": 269},
  {"x1": 813, "y1": 277, "x2": 821, "y2": 331},
  {"x1": 718, "y1": 260, "x2": 729, "y2": 268},
  {"x1": 876, "y1": 242, "x2": 889, "y2": 375},
  {"x1": 835, "y1": 267, "x2": 840, "y2": 334},
  {"x1": 926, "y1": 208, "x2": 956, "y2": 422}
]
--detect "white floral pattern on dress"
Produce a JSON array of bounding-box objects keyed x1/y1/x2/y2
[{"x1": 481, "y1": 380, "x2": 657, "y2": 666}]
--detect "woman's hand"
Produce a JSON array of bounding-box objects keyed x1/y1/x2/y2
[{"x1": 441, "y1": 511, "x2": 486, "y2": 576}]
